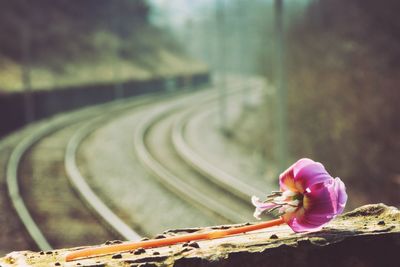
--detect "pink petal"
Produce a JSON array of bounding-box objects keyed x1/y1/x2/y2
[
  {"x1": 334, "y1": 177, "x2": 348, "y2": 214},
  {"x1": 302, "y1": 213, "x2": 334, "y2": 225},
  {"x1": 279, "y1": 158, "x2": 314, "y2": 192},
  {"x1": 292, "y1": 158, "x2": 316, "y2": 176},
  {"x1": 294, "y1": 162, "x2": 332, "y2": 192},
  {"x1": 284, "y1": 211, "x2": 325, "y2": 232},
  {"x1": 303, "y1": 181, "x2": 337, "y2": 216},
  {"x1": 279, "y1": 172, "x2": 297, "y2": 192}
]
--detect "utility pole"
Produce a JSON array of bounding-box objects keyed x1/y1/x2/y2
[
  {"x1": 216, "y1": 0, "x2": 227, "y2": 132},
  {"x1": 275, "y1": 0, "x2": 288, "y2": 172},
  {"x1": 21, "y1": 26, "x2": 34, "y2": 123},
  {"x1": 113, "y1": 1, "x2": 124, "y2": 100},
  {"x1": 185, "y1": 19, "x2": 193, "y2": 91},
  {"x1": 236, "y1": 0, "x2": 251, "y2": 110}
]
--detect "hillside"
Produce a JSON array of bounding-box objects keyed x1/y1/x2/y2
[{"x1": 0, "y1": 0, "x2": 206, "y2": 92}]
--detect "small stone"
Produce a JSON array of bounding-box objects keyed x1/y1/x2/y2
[
  {"x1": 378, "y1": 220, "x2": 385, "y2": 225},
  {"x1": 46, "y1": 251, "x2": 53, "y2": 254},
  {"x1": 182, "y1": 247, "x2": 193, "y2": 253},
  {"x1": 154, "y1": 234, "x2": 166, "y2": 239},
  {"x1": 112, "y1": 253, "x2": 123, "y2": 259},
  {"x1": 39, "y1": 251, "x2": 45, "y2": 255},
  {"x1": 113, "y1": 240, "x2": 123, "y2": 244},
  {"x1": 188, "y1": 242, "x2": 200, "y2": 248},
  {"x1": 270, "y1": 234, "x2": 279, "y2": 239},
  {"x1": 133, "y1": 248, "x2": 146, "y2": 255},
  {"x1": 153, "y1": 251, "x2": 160, "y2": 255},
  {"x1": 55, "y1": 262, "x2": 61, "y2": 266},
  {"x1": 141, "y1": 237, "x2": 150, "y2": 241},
  {"x1": 182, "y1": 242, "x2": 189, "y2": 247},
  {"x1": 104, "y1": 240, "x2": 113, "y2": 245}
]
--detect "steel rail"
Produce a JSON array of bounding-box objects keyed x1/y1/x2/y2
[
  {"x1": 65, "y1": 117, "x2": 142, "y2": 241},
  {"x1": 133, "y1": 92, "x2": 249, "y2": 224},
  {"x1": 6, "y1": 110, "x2": 103, "y2": 251},
  {"x1": 172, "y1": 105, "x2": 266, "y2": 203},
  {"x1": 63, "y1": 91, "x2": 205, "y2": 241},
  {"x1": 6, "y1": 123, "x2": 54, "y2": 251},
  {"x1": 5, "y1": 94, "x2": 160, "y2": 250}
]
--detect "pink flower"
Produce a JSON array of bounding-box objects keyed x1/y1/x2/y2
[{"x1": 252, "y1": 158, "x2": 347, "y2": 232}]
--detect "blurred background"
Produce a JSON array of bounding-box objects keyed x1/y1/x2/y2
[
  {"x1": 149, "y1": 0, "x2": 400, "y2": 208},
  {"x1": 0, "y1": 0, "x2": 399, "y2": 251}
]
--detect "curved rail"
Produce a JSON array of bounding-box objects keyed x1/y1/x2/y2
[
  {"x1": 65, "y1": 117, "x2": 141, "y2": 241},
  {"x1": 5, "y1": 95, "x2": 158, "y2": 250},
  {"x1": 133, "y1": 99, "x2": 249, "y2": 224},
  {"x1": 6, "y1": 124, "x2": 54, "y2": 250},
  {"x1": 172, "y1": 106, "x2": 266, "y2": 202},
  {"x1": 6, "y1": 110, "x2": 100, "y2": 250}
]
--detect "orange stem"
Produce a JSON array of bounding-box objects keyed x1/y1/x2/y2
[{"x1": 65, "y1": 217, "x2": 285, "y2": 261}]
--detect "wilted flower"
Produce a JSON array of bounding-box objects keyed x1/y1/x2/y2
[{"x1": 252, "y1": 158, "x2": 347, "y2": 232}]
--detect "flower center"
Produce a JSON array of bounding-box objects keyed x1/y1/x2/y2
[{"x1": 265, "y1": 190, "x2": 303, "y2": 215}]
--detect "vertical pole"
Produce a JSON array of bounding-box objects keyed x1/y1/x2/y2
[
  {"x1": 113, "y1": 1, "x2": 123, "y2": 100},
  {"x1": 216, "y1": 0, "x2": 227, "y2": 132},
  {"x1": 237, "y1": 0, "x2": 251, "y2": 109},
  {"x1": 21, "y1": 27, "x2": 35, "y2": 123},
  {"x1": 235, "y1": 0, "x2": 245, "y2": 108},
  {"x1": 185, "y1": 19, "x2": 193, "y2": 91},
  {"x1": 275, "y1": 0, "x2": 288, "y2": 172}
]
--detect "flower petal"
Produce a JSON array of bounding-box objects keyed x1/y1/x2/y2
[
  {"x1": 294, "y1": 162, "x2": 332, "y2": 192},
  {"x1": 279, "y1": 172, "x2": 297, "y2": 192},
  {"x1": 283, "y1": 208, "x2": 325, "y2": 232},
  {"x1": 292, "y1": 158, "x2": 316, "y2": 176},
  {"x1": 279, "y1": 158, "x2": 314, "y2": 192},
  {"x1": 251, "y1": 196, "x2": 278, "y2": 220},
  {"x1": 333, "y1": 177, "x2": 348, "y2": 214},
  {"x1": 303, "y1": 180, "x2": 337, "y2": 216}
]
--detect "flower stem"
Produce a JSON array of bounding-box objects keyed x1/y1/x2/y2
[{"x1": 65, "y1": 217, "x2": 285, "y2": 261}]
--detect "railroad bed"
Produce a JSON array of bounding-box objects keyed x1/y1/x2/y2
[{"x1": 0, "y1": 75, "x2": 272, "y2": 256}]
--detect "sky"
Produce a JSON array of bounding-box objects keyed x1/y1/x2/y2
[
  {"x1": 147, "y1": 0, "x2": 312, "y2": 30},
  {"x1": 147, "y1": 0, "x2": 217, "y2": 29}
]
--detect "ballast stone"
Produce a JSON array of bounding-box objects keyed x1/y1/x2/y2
[{"x1": 0, "y1": 203, "x2": 399, "y2": 267}]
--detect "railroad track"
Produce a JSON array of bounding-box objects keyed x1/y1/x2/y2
[
  {"x1": 172, "y1": 102, "x2": 266, "y2": 203},
  {"x1": 5, "y1": 95, "x2": 164, "y2": 250},
  {"x1": 3, "y1": 76, "x2": 267, "y2": 252},
  {"x1": 133, "y1": 86, "x2": 259, "y2": 225}
]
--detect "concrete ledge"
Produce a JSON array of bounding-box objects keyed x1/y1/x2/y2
[{"x1": 1, "y1": 204, "x2": 399, "y2": 267}]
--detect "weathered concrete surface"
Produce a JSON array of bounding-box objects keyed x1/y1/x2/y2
[{"x1": 1, "y1": 204, "x2": 399, "y2": 267}]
